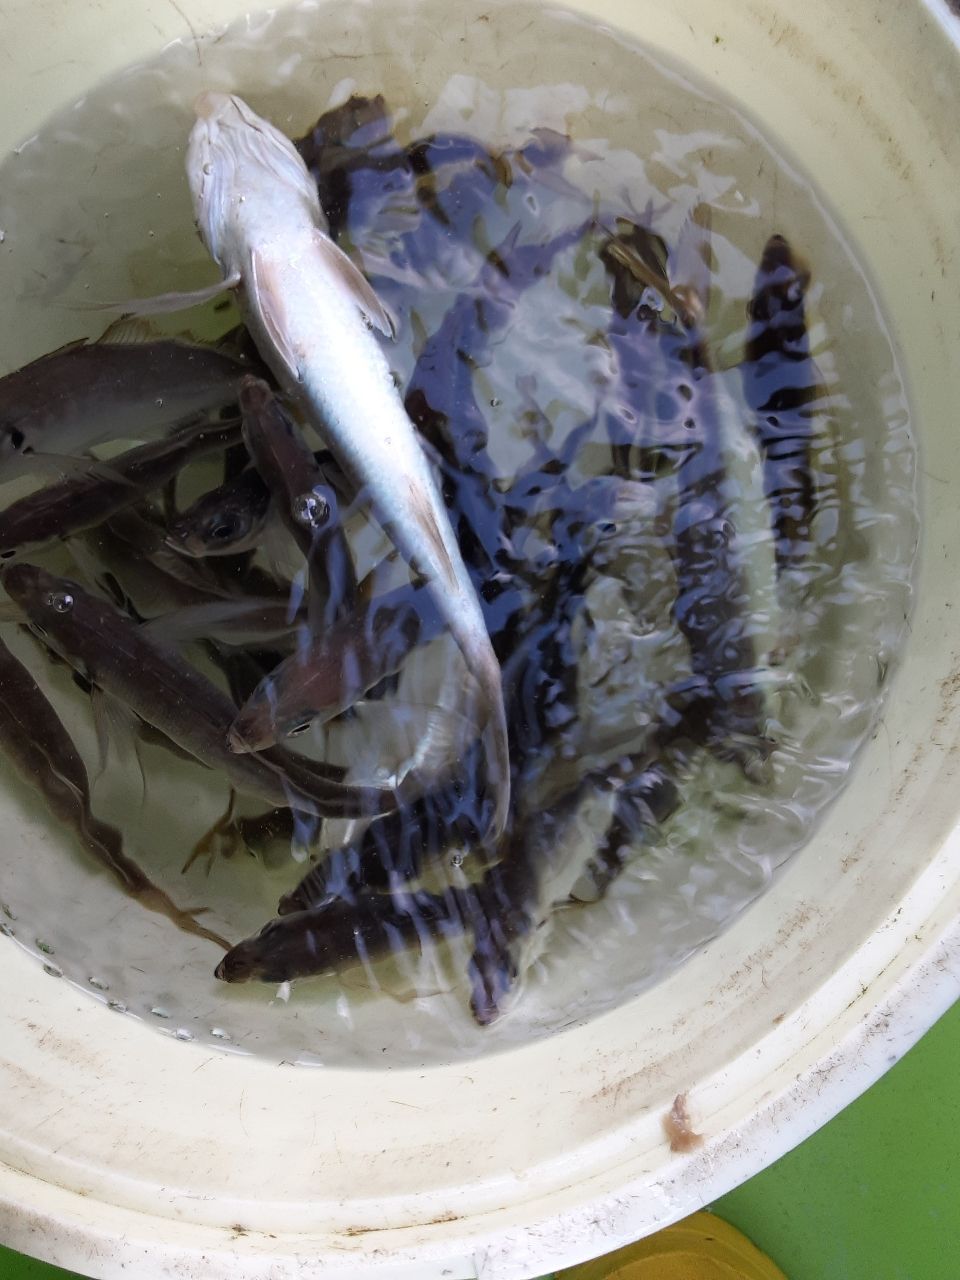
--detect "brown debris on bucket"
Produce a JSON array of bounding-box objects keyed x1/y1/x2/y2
[{"x1": 663, "y1": 1092, "x2": 704, "y2": 1153}]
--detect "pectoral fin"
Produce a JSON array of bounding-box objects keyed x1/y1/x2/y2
[
  {"x1": 97, "y1": 316, "x2": 163, "y2": 344},
  {"x1": 248, "y1": 249, "x2": 302, "y2": 383},
  {"x1": 90, "y1": 685, "x2": 148, "y2": 804},
  {"x1": 68, "y1": 273, "x2": 242, "y2": 317},
  {"x1": 313, "y1": 231, "x2": 395, "y2": 338}
]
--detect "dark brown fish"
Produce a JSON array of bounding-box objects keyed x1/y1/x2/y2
[
  {"x1": 0, "y1": 417, "x2": 242, "y2": 560},
  {"x1": 90, "y1": 505, "x2": 288, "y2": 607},
  {"x1": 77, "y1": 512, "x2": 218, "y2": 619},
  {"x1": 228, "y1": 581, "x2": 443, "y2": 752},
  {"x1": 2, "y1": 563, "x2": 396, "y2": 820},
  {"x1": 0, "y1": 636, "x2": 230, "y2": 949},
  {"x1": 142, "y1": 597, "x2": 305, "y2": 647},
  {"x1": 0, "y1": 337, "x2": 249, "y2": 473},
  {"x1": 602, "y1": 210, "x2": 776, "y2": 764},
  {"x1": 214, "y1": 888, "x2": 469, "y2": 983},
  {"x1": 239, "y1": 377, "x2": 357, "y2": 624},
  {"x1": 741, "y1": 233, "x2": 823, "y2": 576},
  {"x1": 278, "y1": 740, "x2": 491, "y2": 909},
  {"x1": 166, "y1": 465, "x2": 273, "y2": 558}
]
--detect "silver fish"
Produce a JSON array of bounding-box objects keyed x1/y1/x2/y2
[{"x1": 185, "y1": 91, "x2": 510, "y2": 839}]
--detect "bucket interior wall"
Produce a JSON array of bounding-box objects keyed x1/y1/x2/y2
[{"x1": 0, "y1": 1, "x2": 958, "y2": 1278}]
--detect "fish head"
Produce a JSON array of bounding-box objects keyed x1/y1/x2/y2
[
  {"x1": 228, "y1": 650, "x2": 342, "y2": 753},
  {"x1": 0, "y1": 419, "x2": 29, "y2": 467},
  {"x1": 187, "y1": 92, "x2": 323, "y2": 263},
  {"x1": 237, "y1": 373, "x2": 273, "y2": 416},
  {"x1": 748, "y1": 234, "x2": 812, "y2": 322},
  {"x1": 0, "y1": 374, "x2": 42, "y2": 468},
  {"x1": 215, "y1": 915, "x2": 319, "y2": 983},
  {"x1": 1, "y1": 562, "x2": 78, "y2": 634},
  {"x1": 166, "y1": 499, "x2": 255, "y2": 558}
]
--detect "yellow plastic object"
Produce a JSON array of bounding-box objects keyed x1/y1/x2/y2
[{"x1": 558, "y1": 1212, "x2": 788, "y2": 1280}]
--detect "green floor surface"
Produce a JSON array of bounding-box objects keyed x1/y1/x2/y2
[
  {"x1": 713, "y1": 997, "x2": 960, "y2": 1279},
  {"x1": 2, "y1": 998, "x2": 958, "y2": 1280}
]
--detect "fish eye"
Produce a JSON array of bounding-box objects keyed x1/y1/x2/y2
[
  {"x1": 45, "y1": 591, "x2": 74, "y2": 613},
  {"x1": 208, "y1": 519, "x2": 239, "y2": 541}
]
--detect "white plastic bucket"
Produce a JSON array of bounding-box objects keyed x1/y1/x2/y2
[{"x1": 1, "y1": 1, "x2": 958, "y2": 1277}]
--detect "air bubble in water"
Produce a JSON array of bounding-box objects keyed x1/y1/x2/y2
[{"x1": 293, "y1": 490, "x2": 331, "y2": 528}]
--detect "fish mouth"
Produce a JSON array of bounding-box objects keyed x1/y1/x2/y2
[
  {"x1": 163, "y1": 532, "x2": 203, "y2": 559},
  {"x1": 214, "y1": 949, "x2": 253, "y2": 982},
  {"x1": 226, "y1": 717, "x2": 267, "y2": 754}
]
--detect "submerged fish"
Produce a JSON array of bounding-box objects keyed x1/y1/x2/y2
[
  {"x1": 185, "y1": 91, "x2": 510, "y2": 838},
  {"x1": 0, "y1": 417, "x2": 242, "y2": 561},
  {"x1": 668, "y1": 214, "x2": 778, "y2": 760},
  {"x1": 215, "y1": 887, "x2": 469, "y2": 984},
  {"x1": 142, "y1": 597, "x2": 305, "y2": 647},
  {"x1": 0, "y1": 636, "x2": 230, "y2": 949},
  {"x1": 2, "y1": 563, "x2": 396, "y2": 821},
  {"x1": 95, "y1": 504, "x2": 288, "y2": 607},
  {"x1": 228, "y1": 580, "x2": 443, "y2": 751},
  {"x1": 741, "y1": 233, "x2": 823, "y2": 580},
  {"x1": 296, "y1": 94, "x2": 415, "y2": 243},
  {"x1": 0, "y1": 336, "x2": 248, "y2": 474},
  {"x1": 238, "y1": 376, "x2": 357, "y2": 625},
  {"x1": 166, "y1": 464, "x2": 273, "y2": 557},
  {"x1": 77, "y1": 510, "x2": 220, "y2": 619},
  {"x1": 602, "y1": 208, "x2": 778, "y2": 763},
  {"x1": 278, "y1": 740, "x2": 491, "y2": 908}
]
